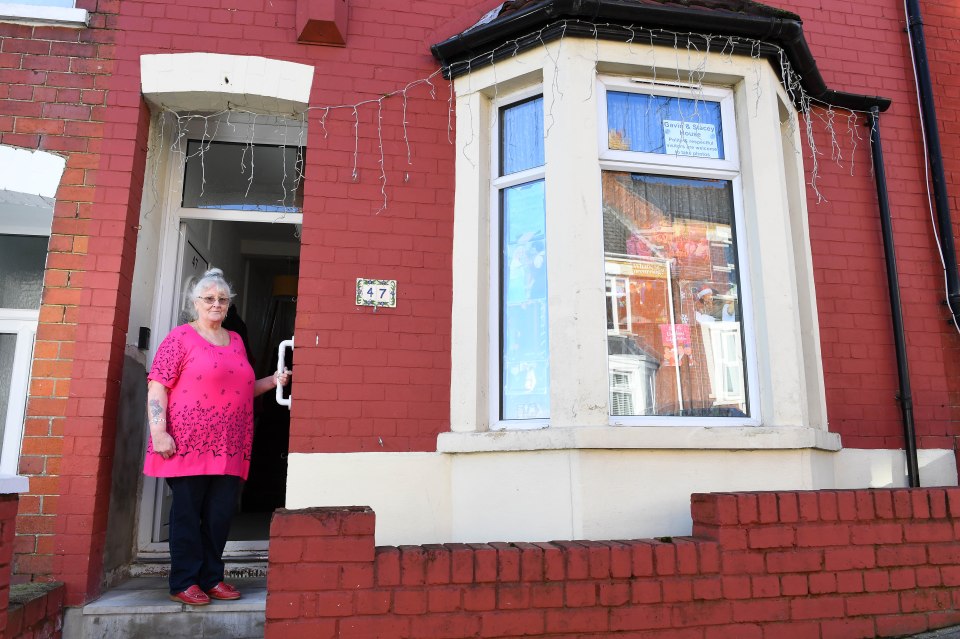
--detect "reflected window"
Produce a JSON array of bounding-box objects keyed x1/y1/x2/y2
[
  {"x1": 182, "y1": 140, "x2": 304, "y2": 213},
  {"x1": 602, "y1": 172, "x2": 747, "y2": 417}
]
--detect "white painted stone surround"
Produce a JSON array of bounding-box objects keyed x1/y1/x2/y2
[
  {"x1": 0, "y1": 474, "x2": 29, "y2": 495},
  {"x1": 287, "y1": 447, "x2": 958, "y2": 547},
  {"x1": 140, "y1": 53, "x2": 314, "y2": 113},
  {"x1": 0, "y1": 3, "x2": 87, "y2": 28}
]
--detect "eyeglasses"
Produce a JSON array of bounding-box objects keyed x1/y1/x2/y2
[{"x1": 198, "y1": 296, "x2": 230, "y2": 306}]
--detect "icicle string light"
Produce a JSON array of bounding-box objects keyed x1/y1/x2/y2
[{"x1": 150, "y1": 19, "x2": 880, "y2": 215}]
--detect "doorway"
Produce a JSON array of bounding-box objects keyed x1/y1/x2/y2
[{"x1": 144, "y1": 217, "x2": 300, "y2": 553}]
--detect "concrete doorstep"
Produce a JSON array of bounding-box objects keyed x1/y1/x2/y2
[
  {"x1": 62, "y1": 577, "x2": 266, "y2": 639},
  {"x1": 906, "y1": 628, "x2": 960, "y2": 639}
]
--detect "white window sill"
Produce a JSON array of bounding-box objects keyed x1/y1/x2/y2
[
  {"x1": 437, "y1": 426, "x2": 842, "y2": 454},
  {"x1": 0, "y1": 4, "x2": 88, "y2": 27},
  {"x1": 0, "y1": 474, "x2": 29, "y2": 494}
]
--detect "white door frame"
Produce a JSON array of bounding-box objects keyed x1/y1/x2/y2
[{"x1": 135, "y1": 111, "x2": 304, "y2": 559}]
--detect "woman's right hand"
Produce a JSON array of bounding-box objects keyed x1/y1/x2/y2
[{"x1": 151, "y1": 431, "x2": 176, "y2": 459}]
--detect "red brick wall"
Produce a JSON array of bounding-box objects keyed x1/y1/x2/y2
[
  {"x1": 0, "y1": 494, "x2": 17, "y2": 637},
  {"x1": 923, "y1": 0, "x2": 960, "y2": 444},
  {"x1": 4, "y1": 0, "x2": 960, "y2": 608},
  {"x1": 4, "y1": 584, "x2": 65, "y2": 639},
  {"x1": 0, "y1": 0, "x2": 119, "y2": 592},
  {"x1": 102, "y1": 0, "x2": 464, "y2": 455},
  {"x1": 266, "y1": 490, "x2": 960, "y2": 638},
  {"x1": 781, "y1": 0, "x2": 960, "y2": 450}
]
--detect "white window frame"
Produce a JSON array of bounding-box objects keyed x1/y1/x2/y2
[
  {"x1": 136, "y1": 111, "x2": 304, "y2": 558},
  {"x1": 489, "y1": 86, "x2": 550, "y2": 431},
  {"x1": 445, "y1": 37, "x2": 831, "y2": 450},
  {"x1": 0, "y1": 310, "x2": 38, "y2": 476},
  {"x1": 596, "y1": 76, "x2": 760, "y2": 427},
  {"x1": 0, "y1": 0, "x2": 88, "y2": 28}
]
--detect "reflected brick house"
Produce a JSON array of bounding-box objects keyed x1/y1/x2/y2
[{"x1": 0, "y1": 0, "x2": 959, "y2": 636}]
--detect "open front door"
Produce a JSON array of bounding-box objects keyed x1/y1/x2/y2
[
  {"x1": 135, "y1": 109, "x2": 304, "y2": 560},
  {"x1": 152, "y1": 236, "x2": 208, "y2": 543}
]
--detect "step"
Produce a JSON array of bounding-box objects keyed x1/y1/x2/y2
[{"x1": 63, "y1": 577, "x2": 266, "y2": 639}]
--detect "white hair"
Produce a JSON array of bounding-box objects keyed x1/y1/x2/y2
[{"x1": 185, "y1": 268, "x2": 233, "y2": 321}]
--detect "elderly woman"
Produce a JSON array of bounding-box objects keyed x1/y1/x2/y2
[{"x1": 144, "y1": 268, "x2": 290, "y2": 606}]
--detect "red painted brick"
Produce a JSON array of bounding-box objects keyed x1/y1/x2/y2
[
  {"x1": 375, "y1": 547, "x2": 400, "y2": 586},
  {"x1": 490, "y1": 542, "x2": 521, "y2": 583},
  {"x1": 631, "y1": 579, "x2": 663, "y2": 604},
  {"x1": 393, "y1": 590, "x2": 427, "y2": 615},
  {"x1": 530, "y1": 582, "x2": 564, "y2": 608},
  {"x1": 409, "y1": 613, "x2": 480, "y2": 638},
  {"x1": 876, "y1": 544, "x2": 928, "y2": 567},
  {"x1": 749, "y1": 526, "x2": 796, "y2": 549},
  {"x1": 845, "y1": 592, "x2": 900, "y2": 616},
  {"x1": 424, "y1": 545, "x2": 451, "y2": 584},
  {"x1": 463, "y1": 585, "x2": 496, "y2": 612},
  {"x1": 480, "y1": 610, "x2": 544, "y2": 637},
  {"x1": 598, "y1": 582, "x2": 629, "y2": 607},
  {"x1": 609, "y1": 604, "x2": 670, "y2": 631},
  {"x1": 732, "y1": 598, "x2": 790, "y2": 622},
  {"x1": 707, "y1": 623, "x2": 762, "y2": 639},
  {"x1": 767, "y1": 549, "x2": 824, "y2": 573},
  {"x1": 338, "y1": 615, "x2": 411, "y2": 638},
  {"x1": 496, "y1": 583, "x2": 530, "y2": 610},
  {"x1": 399, "y1": 546, "x2": 427, "y2": 586},
  {"x1": 469, "y1": 544, "x2": 498, "y2": 584}
]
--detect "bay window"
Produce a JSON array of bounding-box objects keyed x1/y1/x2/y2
[{"x1": 449, "y1": 37, "x2": 828, "y2": 442}]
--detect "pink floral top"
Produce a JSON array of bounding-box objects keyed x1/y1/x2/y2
[{"x1": 143, "y1": 324, "x2": 256, "y2": 480}]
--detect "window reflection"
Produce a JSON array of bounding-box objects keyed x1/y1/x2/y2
[
  {"x1": 602, "y1": 172, "x2": 747, "y2": 417},
  {"x1": 182, "y1": 140, "x2": 304, "y2": 212},
  {"x1": 501, "y1": 180, "x2": 549, "y2": 420}
]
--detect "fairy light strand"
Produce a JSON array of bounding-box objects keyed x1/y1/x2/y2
[{"x1": 148, "y1": 19, "x2": 881, "y2": 215}]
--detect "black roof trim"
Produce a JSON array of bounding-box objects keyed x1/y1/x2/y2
[{"x1": 431, "y1": 0, "x2": 891, "y2": 112}]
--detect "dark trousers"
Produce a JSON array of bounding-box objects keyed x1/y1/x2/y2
[{"x1": 165, "y1": 475, "x2": 240, "y2": 594}]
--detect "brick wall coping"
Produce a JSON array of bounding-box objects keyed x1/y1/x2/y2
[
  {"x1": 0, "y1": 475, "x2": 28, "y2": 495},
  {"x1": 438, "y1": 426, "x2": 842, "y2": 453}
]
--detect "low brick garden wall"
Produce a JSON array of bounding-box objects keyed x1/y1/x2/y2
[
  {"x1": 265, "y1": 488, "x2": 960, "y2": 638},
  {"x1": 2, "y1": 492, "x2": 64, "y2": 639}
]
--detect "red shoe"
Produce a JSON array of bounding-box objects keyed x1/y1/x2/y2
[
  {"x1": 205, "y1": 582, "x2": 241, "y2": 600},
  {"x1": 170, "y1": 585, "x2": 210, "y2": 606}
]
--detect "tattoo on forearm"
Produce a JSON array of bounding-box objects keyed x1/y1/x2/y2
[{"x1": 148, "y1": 399, "x2": 165, "y2": 424}]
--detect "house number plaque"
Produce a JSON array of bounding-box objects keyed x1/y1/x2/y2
[{"x1": 356, "y1": 278, "x2": 397, "y2": 308}]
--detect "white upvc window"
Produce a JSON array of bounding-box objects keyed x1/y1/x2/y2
[
  {"x1": 448, "y1": 37, "x2": 829, "y2": 444},
  {"x1": 492, "y1": 91, "x2": 550, "y2": 426},
  {"x1": 597, "y1": 78, "x2": 757, "y2": 424},
  {"x1": 0, "y1": 0, "x2": 88, "y2": 27},
  {"x1": 0, "y1": 234, "x2": 46, "y2": 475}
]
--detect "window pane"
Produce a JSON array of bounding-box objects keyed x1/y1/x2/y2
[
  {"x1": 501, "y1": 97, "x2": 544, "y2": 176},
  {"x1": 182, "y1": 140, "x2": 304, "y2": 212},
  {"x1": 501, "y1": 180, "x2": 549, "y2": 420},
  {"x1": 607, "y1": 92, "x2": 724, "y2": 159},
  {"x1": 602, "y1": 172, "x2": 747, "y2": 417},
  {"x1": 0, "y1": 333, "x2": 16, "y2": 451},
  {"x1": 2, "y1": 0, "x2": 74, "y2": 6},
  {"x1": 0, "y1": 235, "x2": 47, "y2": 309}
]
